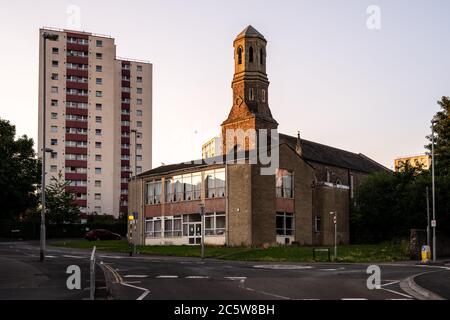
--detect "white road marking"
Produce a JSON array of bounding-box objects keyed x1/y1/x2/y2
[
  {"x1": 225, "y1": 277, "x2": 247, "y2": 281},
  {"x1": 380, "y1": 287, "x2": 414, "y2": 299},
  {"x1": 121, "y1": 282, "x2": 150, "y2": 301},
  {"x1": 123, "y1": 275, "x2": 149, "y2": 278},
  {"x1": 186, "y1": 276, "x2": 210, "y2": 279},
  {"x1": 381, "y1": 280, "x2": 400, "y2": 287},
  {"x1": 245, "y1": 287, "x2": 292, "y2": 300},
  {"x1": 320, "y1": 268, "x2": 339, "y2": 271},
  {"x1": 45, "y1": 255, "x2": 57, "y2": 258},
  {"x1": 62, "y1": 255, "x2": 85, "y2": 259},
  {"x1": 156, "y1": 275, "x2": 179, "y2": 279},
  {"x1": 341, "y1": 298, "x2": 368, "y2": 300},
  {"x1": 254, "y1": 265, "x2": 313, "y2": 270},
  {"x1": 99, "y1": 255, "x2": 124, "y2": 259}
]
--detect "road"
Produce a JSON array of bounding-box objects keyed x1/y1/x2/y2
[{"x1": 0, "y1": 241, "x2": 449, "y2": 300}]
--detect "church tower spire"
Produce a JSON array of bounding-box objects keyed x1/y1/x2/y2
[{"x1": 221, "y1": 25, "x2": 278, "y2": 155}]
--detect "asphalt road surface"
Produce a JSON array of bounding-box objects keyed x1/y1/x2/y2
[{"x1": 0, "y1": 241, "x2": 449, "y2": 300}]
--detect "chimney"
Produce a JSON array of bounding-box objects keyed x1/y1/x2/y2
[{"x1": 296, "y1": 131, "x2": 303, "y2": 156}]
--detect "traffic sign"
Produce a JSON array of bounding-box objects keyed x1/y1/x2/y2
[
  {"x1": 333, "y1": 216, "x2": 337, "y2": 224},
  {"x1": 431, "y1": 220, "x2": 437, "y2": 227}
]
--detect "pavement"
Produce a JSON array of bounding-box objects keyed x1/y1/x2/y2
[{"x1": 0, "y1": 240, "x2": 449, "y2": 300}]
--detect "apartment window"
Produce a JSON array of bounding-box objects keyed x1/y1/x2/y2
[
  {"x1": 137, "y1": 65, "x2": 143, "y2": 72},
  {"x1": 137, "y1": 167, "x2": 142, "y2": 174},
  {"x1": 51, "y1": 73, "x2": 58, "y2": 80},
  {"x1": 96, "y1": 40, "x2": 103, "y2": 47},
  {"x1": 137, "y1": 76, "x2": 142, "y2": 83},
  {"x1": 95, "y1": 155, "x2": 102, "y2": 161},
  {"x1": 276, "y1": 212, "x2": 294, "y2": 236},
  {"x1": 95, "y1": 193, "x2": 101, "y2": 200},
  {"x1": 50, "y1": 165, "x2": 58, "y2": 173},
  {"x1": 51, "y1": 112, "x2": 58, "y2": 119},
  {"x1": 276, "y1": 169, "x2": 293, "y2": 198},
  {"x1": 146, "y1": 180, "x2": 162, "y2": 205},
  {"x1": 95, "y1": 129, "x2": 102, "y2": 136},
  {"x1": 205, "y1": 212, "x2": 226, "y2": 236},
  {"x1": 51, "y1": 99, "x2": 58, "y2": 107},
  {"x1": 52, "y1": 47, "x2": 59, "y2": 54},
  {"x1": 95, "y1": 168, "x2": 102, "y2": 174},
  {"x1": 95, "y1": 180, "x2": 102, "y2": 187},
  {"x1": 95, "y1": 142, "x2": 102, "y2": 149},
  {"x1": 96, "y1": 65, "x2": 102, "y2": 72},
  {"x1": 137, "y1": 99, "x2": 143, "y2": 105},
  {"x1": 137, "y1": 88, "x2": 143, "y2": 94},
  {"x1": 94, "y1": 206, "x2": 102, "y2": 214},
  {"x1": 96, "y1": 78, "x2": 102, "y2": 85},
  {"x1": 96, "y1": 103, "x2": 102, "y2": 111},
  {"x1": 96, "y1": 91, "x2": 102, "y2": 97},
  {"x1": 50, "y1": 126, "x2": 58, "y2": 133},
  {"x1": 136, "y1": 144, "x2": 142, "y2": 150},
  {"x1": 136, "y1": 110, "x2": 143, "y2": 117},
  {"x1": 52, "y1": 60, "x2": 59, "y2": 67},
  {"x1": 136, "y1": 121, "x2": 142, "y2": 128},
  {"x1": 136, "y1": 155, "x2": 142, "y2": 162},
  {"x1": 205, "y1": 169, "x2": 226, "y2": 199},
  {"x1": 314, "y1": 216, "x2": 322, "y2": 233},
  {"x1": 96, "y1": 116, "x2": 102, "y2": 123},
  {"x1": 50, "y1": 152, "x2": 58, "y2": 159},
  {"x1": 51, "y1": 86, "x2": 58, "y2": 93},
  {"x1": 50, "y1": 139, "x2": 58, "y2": 146}
]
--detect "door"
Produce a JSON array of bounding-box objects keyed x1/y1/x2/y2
[{"x1": 188, "y1": 222, "x2": 202, "y2": 245}]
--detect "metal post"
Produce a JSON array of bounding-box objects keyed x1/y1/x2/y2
[
  {"x1": 431, "y1": 122, "x2": 437, "y2": 262},
  {"x1": 40, "y1": 34, "x2": 47, "y2": 263},
  {"x1": 426, "y1": 186, "x2": 430, "y2": 247},
  {"x1": 90, "y1": 246, "x2": 96, "y2": 300},
  {"x1": 132, "y1": 130, "x2": 138, "y2": 256},
  {"x1": 199, "y1": 203, "x2": 205, "y2": 259},
  {"x1": 334, "y1": 216, "x2": 337, "y2": 261}
]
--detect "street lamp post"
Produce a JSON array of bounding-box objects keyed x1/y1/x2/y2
[
  {"x1": 40, "y1": 32, "x2": 58, "y2": 263},
  {"x1": 431, "y1": 121, "x2": 437, "y2": 262},
  {"x1": 131, "y1": 130, "x2": 138, "y2": 256},
  {"x1": 199, "y1": 203, "x2": 205, "y2": 259}
]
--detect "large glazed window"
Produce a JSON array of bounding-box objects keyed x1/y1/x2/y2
[
  {"x1": 276, "y1": 169, "x2": 294, "y2": 198},
  {"x1": 146, "y1": 180, "x2": 162, "y2": 205},
  {"x1": 205, "y1": 168, "x2": 226, "y2": 199},
  {"x1": 276, "y1": 212, "x2": 294, "y2": 236}
]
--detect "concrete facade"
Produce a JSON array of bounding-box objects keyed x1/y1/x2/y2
[{"x1": 38, "y1": 27, "x2": 152, "y2": 218}]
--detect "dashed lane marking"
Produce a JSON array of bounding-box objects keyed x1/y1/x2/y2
[
  {"x1": 62, "y1": 255, "x2": 85, "y2": 259},
  {"x1": 186, "y1": 276, "x2": 210, "y2": 279},
  {"x1": 156, "y1": 275, "x2": 179, "y2": 279},
  {"x1": 341, "y1": 298, "x2": 368, "y2": 300},
  {"x1": 254, "y1": 265, "x2": 313, "y2": 270},
  {"x1": 123, "y1": 275, "x2": 149, "y2": 278},
  {"x1": 225, "y1": 277, "x2": 247, "y2": 281}
]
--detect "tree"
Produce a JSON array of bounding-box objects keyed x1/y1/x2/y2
[
  {"x1": 44, "y1": 171, "x2": 81, "y2": 224},
  {"x1": 0, "y1": 119, "x2": 40, "y2": 221},
  {"x1": 426, "y1": 96, "x2": 450, "y2": 176}
]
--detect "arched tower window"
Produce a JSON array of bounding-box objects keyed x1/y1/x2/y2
[
  {"x1": 237, "y1": 47, "x2": 243, "y2": 65},
  {"x1": 249, "y1": 47, "x2": 254, "y2": 63},
  {"x1": 260, "y1": 48, "x2": 264, "y2": 65}
]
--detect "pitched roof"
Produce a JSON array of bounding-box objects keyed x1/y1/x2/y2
[
  {"x1": 236, "y1": 25, "x2": 266, "y2": 40},
  {"x1": 279, "y1": 133, "x2": 388, "y2": 173}
]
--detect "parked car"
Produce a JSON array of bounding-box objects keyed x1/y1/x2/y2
[{"x1": 85, "y1": 229, "x2": 122, "y2": 241}]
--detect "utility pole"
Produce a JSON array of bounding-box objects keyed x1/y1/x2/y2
[
  {"x1": 40, "y1": 32, "x2": 58, "y2": 263},
  {"x1": 431, "y1": 121, "x2": 437, "y2": 262}
]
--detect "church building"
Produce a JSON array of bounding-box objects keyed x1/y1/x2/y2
[{"x1": 128, "y1": 26, "x2": 387, "y2": 247}]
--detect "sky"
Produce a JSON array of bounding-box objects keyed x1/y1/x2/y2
[{"x1": 0, "y1": 0, "x2": 449, "y2": 170}]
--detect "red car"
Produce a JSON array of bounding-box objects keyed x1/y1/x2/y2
[{"x1": 85, "y1": 229, "x2": 122, "y2": 241}]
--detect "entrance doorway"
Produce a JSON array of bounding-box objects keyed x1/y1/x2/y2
[{"x1": 188, "y1": 222, "x2": 202, "y2": 245}]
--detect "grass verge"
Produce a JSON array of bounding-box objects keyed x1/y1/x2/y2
[{"x1": 52, "y1": 240, "x2": 410, "y2": 263}]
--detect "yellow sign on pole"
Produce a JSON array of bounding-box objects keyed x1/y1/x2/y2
[{"x1": 128, "y1": 215, "x2": 134, "y2": 221}]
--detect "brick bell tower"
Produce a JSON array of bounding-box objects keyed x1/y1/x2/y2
[{"x1": 221, "y1": 25, "x2": 278, "y2": 155}]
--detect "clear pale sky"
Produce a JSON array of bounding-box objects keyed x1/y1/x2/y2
[{"x1": 1, "y1": 0, "x2": 449, "y2": 169}]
